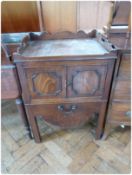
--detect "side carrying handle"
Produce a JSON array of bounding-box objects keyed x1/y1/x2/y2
[
  {"x1": 58, "y1": 104, "x2": 77, "y2": 115},
  {"x1": 96, "y1": 33, "x2": 117, "y2": 52}
]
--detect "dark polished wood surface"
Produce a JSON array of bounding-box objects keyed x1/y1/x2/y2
[{"x1": 14, "y1": 31, "x2": 117, "y2": 143}]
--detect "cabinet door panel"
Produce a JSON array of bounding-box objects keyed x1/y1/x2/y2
[
  {"x1": 67, "y1": 65, "x2": 108, "y2": 98},
  {"x1": 19, "y1": 65, "x2": 66, "y2": 103}
]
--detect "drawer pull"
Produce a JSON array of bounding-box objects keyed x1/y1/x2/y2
[
  {"x1": 57, "y1": 104, "x2": 77, "y2": 115},
  {"x1": 125, "y1": 111, "x2": 131, "y2": 118}
]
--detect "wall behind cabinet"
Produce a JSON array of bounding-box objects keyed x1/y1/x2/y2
[
  {"x1": 76, "y1": 1, "x2": 113, "y2": 32},
  {"x1": 41, "y1": 1, "x2": 77, "y2": 33},
  {"x1": 2, "y1": 1, "x2": 114, "y2": 33},
  {"x1": 42, "y1": 1, "x2": 113, "y2": 33}
]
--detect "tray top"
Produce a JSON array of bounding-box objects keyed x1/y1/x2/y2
[{"x1": 20, "y1": 38, "x2": 109, "y2": 57}]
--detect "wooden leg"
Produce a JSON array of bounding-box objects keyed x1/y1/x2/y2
[
  {"x1": 16, "y1": 98, "x2": 32, "y2": 139},
  {"x1": 26, "y1": 108, "x2": 41, "y2": 143},
  {"x1": 101, "y1": 123, "x2": 112, "y2": 140},
  {"x1": 96, "y1": 103, "x2": 107, "y2": 139},
  {"x1": 29, "y1": 116, "x2": 41, "y2": 143}
]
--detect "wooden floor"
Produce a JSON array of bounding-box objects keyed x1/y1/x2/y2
[{"x1": 1, "y1": 100, "x2": 131, "y2": 174}]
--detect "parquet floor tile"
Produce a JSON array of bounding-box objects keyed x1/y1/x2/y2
[{"x1": 1, "y1": 100, "x2": 131, "y2": 174}]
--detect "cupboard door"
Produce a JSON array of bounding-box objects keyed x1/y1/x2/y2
[
  {"x1": 67, "y1": 64, "x2": 108, "y2": 98},
  {"x1": 19, "y1": 65, "x2": 66, "y2": 103}
]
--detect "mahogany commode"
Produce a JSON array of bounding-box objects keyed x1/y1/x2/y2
[{"x1": 13, "y1": 31, "x2": 117, "y2": 143}]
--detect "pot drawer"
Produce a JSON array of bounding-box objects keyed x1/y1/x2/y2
[
  {"x1": 27, "y1": 102, "x2": 100, "y2": 128},
  {"x1": 1, "y1": 65, "x2": 20, "y2": 99},
  {"x1": 113, "y1": 79, "x2": 130, "y2": 101},
  {"x1": 109, "y1": 102, "x2": 131, "y2": 124}
]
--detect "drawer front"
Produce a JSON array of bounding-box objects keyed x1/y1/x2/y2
[
  {"x1": 27, "y1": 102, "x2": 100, "y2": 128},
  {"x1": 109, "y1": 102, "x2": 131, "y2": 124},
  {"x1": 1, "y1": 66, "x2": 20, "y2": 99},
  {"x1": 118, "y1": 53, "x2": 131, "y2": 79},
  {"x1": 113, "y1": 79, "x2": 130, "y2": 101}
]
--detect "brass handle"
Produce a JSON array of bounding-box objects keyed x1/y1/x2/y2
[
  {"x1": 57, "y1": 104, "x2": 77, "y2": 115},
  {"x1": 125, "y1": 111, "x2": 131, "y2": 118}
]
